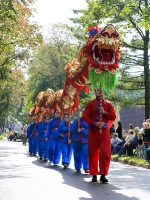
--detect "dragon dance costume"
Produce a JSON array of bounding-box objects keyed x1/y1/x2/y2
[{"x1": 27, "y1": 23, "x2": 120, "y2": 182}]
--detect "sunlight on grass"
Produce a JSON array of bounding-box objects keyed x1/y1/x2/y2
[
  {"x1": 111, "y1": 154, "x2": 150, "y2": 167},
  {"x1": 0, "y1": 133, "x2": 6, "y2": 140}
]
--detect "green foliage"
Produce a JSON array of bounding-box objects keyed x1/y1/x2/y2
[
  {"x1": 0, "y1": 0, "x2": 42, "y2": 128},
  {"x1": 70, "y1": 0, "x2": 150, "y2": 118},
  {"x1": 0, "y1": 133, "x2": 6, "y2": 141},
  {"x1": 23, "y1": 23, "x2": 81, "y2": 118},
  {"x1": 79, "y1": 88, "x2": 95, "y2": 109}
]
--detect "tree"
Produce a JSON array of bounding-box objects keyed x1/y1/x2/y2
[
  {"x1": 0, "y1": 0, "x2": 42, "y2": 128},
  {"x1": 70, "y1": 0, "x2": 150, "y2": 119},
  {"x1": 22, "y1": 23, "x2": 82, "y2": 122}
]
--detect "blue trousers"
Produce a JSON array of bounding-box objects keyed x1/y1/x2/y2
[
  {"x1": 118, "y1": 144, "x2": 136, "y2": 156},
  {"x1": 112, "y1": 144, "x2": 123, "y2": 154},
  {"x1": 118, "y1": 145, "x2": 127, "y2": 156},
  {"x1": 44, "y1": 140, "x2": 49, "y2": 159},
  {"x1": 144, "y1": 143, "x2": 149, "y2": 150},
  {"x1": 38, "y1": 139, "x2": 48, "y2": 159},
  {"x1": 73, "y1": 141, "x2": 89, "y2": 170},
  {"x1": 32, "y1": 137, "x2": 38, "y2": 155},
  {"x1": 28, "y1": 137, "x2": 33, "y2": 153},
  {"x1": 48, "y1": 139, "x2": 61, "y2": 164},
  {"x1": 60, "y1": 142, "x2": 73, "y2": 166},
  {"x1": 126, "y1": 144, "x2": 136, "y2": 155}
]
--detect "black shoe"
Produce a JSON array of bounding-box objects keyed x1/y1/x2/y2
[
  {"x1": 33, "y1": 154, "x2": 36, "y2": 156},
  {"x1": 40, "y1": 157, "x2": 42, "y2": 160},
  {"x1": 77, "y1": 169, "x2": 81, "y2": 173},
  {"x1": 84, "y1": 170, "x2": 89, "y2": 173},
  {"x1": 64, "y1": 163, "x2": 68, "y2": 169},
  {"x1": 44, "y1": 159, "x2": 48, "y2": 162},
  {"x1": 92, "y1": 175, "x2": 97, "y2": 182},
  {"x1": 100, "y1": 175, "x2": 108, "y2": 183},
  {"x1": 29, "y1": 152, "x2": 32, "y2": 156}
]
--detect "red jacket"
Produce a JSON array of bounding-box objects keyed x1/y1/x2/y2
[{"x1": 83, "y1": 98, "x2": 116, "y2": 129}]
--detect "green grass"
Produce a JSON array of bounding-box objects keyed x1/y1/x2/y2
[
  {"x1": 0, "y1": 133, "x2": 6, "y2": 140},
  {"x1": 111, "y1": 154, "x2": 150, "y2": 168}
]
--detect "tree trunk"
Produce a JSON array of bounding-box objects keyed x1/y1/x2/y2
[{"x1": 144, "y1": 29, "x2": 150, "y2": 120}]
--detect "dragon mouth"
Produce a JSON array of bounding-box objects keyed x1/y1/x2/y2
[{"x1": 91, "y1": 42, "x2": 115, "y2": 65}]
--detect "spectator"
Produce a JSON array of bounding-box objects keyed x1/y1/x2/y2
[
  {"x1": 116, "y1": 121, "x2": 123, "y2": 139},
  {"x1": 146, "y1": 119, "x2": 150, "y2": 123},
  {"x1": 111, "y1": 133, "x2": 121, "y2": 151},
  {"x1": 129, "y1": 124, "x2": 134, "y2": 132},
  {"x1": 139, "y1": 122, "x2": 145, "y2": 134},
  {"x1": 14, "y1": 122, "x2": 23, "y2": 133},
  {"x1": 112, "y1": 134, "x2": 127, "y2": 154},
  {"x1": 118, "y1": 129, "x2": 134, "y2": 156},
  {"x1": 125, "y1": 127, "x2": 139, "y2": 156},
  {"x1": 23, "y1": 125, "x2": 28, "y2": 136},
  {"x1": 142, "y1": 121, "x2": 150, "y2": 151},
  {"x1": 136, "y1": 132, "x2": 144, "y2": 158},
  {"x1": 110, "y1": 124, "x2": 115, "y2": 136}
]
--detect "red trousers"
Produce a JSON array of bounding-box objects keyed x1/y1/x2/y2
[{"x1": 88, "y1": 128, "x2": 111, "y2": 175}]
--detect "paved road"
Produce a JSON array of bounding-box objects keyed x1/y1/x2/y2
[{"x1": 0, "y1": 137, "x2": 150, "y2": 200}]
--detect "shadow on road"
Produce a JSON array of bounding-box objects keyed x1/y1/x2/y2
[{"x1": 32, "y1": 158, "x2": 139, "y2": 200}]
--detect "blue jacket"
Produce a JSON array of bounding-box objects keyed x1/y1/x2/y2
[
  {"x1": 44, "y1": 118, "x2": 62, "y2": 139},
  {"x1": 27, "y1": 123, "x2": 39, "y2": 138},
  {"x1": 130, "y1": 134, "x2": 138, "y2": 146},
  {"x1": 57, "y1": 122, "x2": 73, "y2": 143},
  {"x1": 72, "y1": 117, "x2": 89, "y2": 143},
  {"x1": 38, "y1": 121, "x2": 48, "y2": 139}
]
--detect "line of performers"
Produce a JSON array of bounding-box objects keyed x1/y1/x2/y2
[
  {"x1": 27, "y1": 89, "x2": 116, "y2": 183},
  {"x1": 27, "y1": 110, "x2": 89, "y2": 173}
]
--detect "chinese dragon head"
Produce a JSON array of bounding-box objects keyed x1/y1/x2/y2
[{"x1": 61, "y1": 24, "x2": 120, "y2": 110}]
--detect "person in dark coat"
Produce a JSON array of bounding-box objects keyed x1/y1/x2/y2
[
  {"x1": 110, "y1": 123, "x2": 115, "y2": 136},
  {"x1": 116, "y1": 121, "x2": 123, "y2": 139}
]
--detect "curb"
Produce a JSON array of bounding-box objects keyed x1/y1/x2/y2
[{"x1": 111, "y1": 157, "x2": 150, "y2": 169}]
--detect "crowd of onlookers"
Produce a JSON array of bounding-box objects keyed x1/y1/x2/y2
[{"x1": 110, "y1": 119, "x2": 150, "y2": 159}]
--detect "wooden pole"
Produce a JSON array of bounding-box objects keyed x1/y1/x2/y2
[
  {"x1": 76, "y1": 90, "x2": 80, "y2": 132},
  {"x1": 68, "y1": 97, "x2": 71, "y2": 144},
  {"x1": 99, "y1": 89, "x2": 102, "y2": 134}
]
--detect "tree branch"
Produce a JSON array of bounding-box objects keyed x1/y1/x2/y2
[
  {"x1": 128, "y1": 15, "x2": 145, "y2": 39},
  {"x1": 122, "y1": 41, "x2": 144, "y2": 50}
]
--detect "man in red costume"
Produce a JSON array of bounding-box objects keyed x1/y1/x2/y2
[{"x1": 83, "y1": 89, "x2": 116, "y2": 183}]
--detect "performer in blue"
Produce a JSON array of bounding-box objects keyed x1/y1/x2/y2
[
  {"x1": 27, "y1": 117, "x2": 39, "y2": 156},
  {"x1": 58, "y1": 113, "x2": 73, "y2": 169},
  {"x1": 72, "y1": 111, "x2": 89, "y2": 173},
  {"x1": 37, "y1": 115, "x2": 49, "y2": 161},
  {"x1": 44, "y1": 110, "x2": 62, "y2": 165}
]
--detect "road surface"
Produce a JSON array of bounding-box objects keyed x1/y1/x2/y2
[{"x1": 0, "y1": 137, "x2": 150, "y2": 200}]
